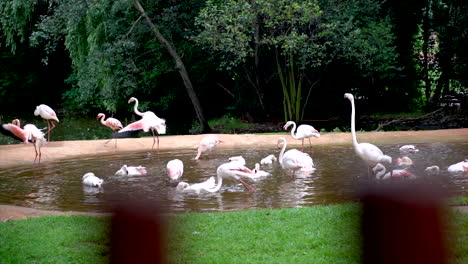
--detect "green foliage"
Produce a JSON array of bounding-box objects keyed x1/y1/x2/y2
[{"x1": 0, "y1": 0, "x2": 38, "y2": 53}]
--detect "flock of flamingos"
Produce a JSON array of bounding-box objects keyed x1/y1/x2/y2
[{"x1": 2, "y1": 93, "x2": 467, "y2": 194}]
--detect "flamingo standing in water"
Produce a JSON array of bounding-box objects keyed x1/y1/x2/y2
[
  {"x1": 82, "y1": 172, "x2": 104, "y2": 187},
  {"x1": 204, "y1": 162, "x2": 256, "y2": 192},
  {"x1": 277, "y1": 136, "x2": 315, "y2": 177},
  {"x1": 34, "y1": 104, "x2": 59, "y2": 142},
  {"x1": 176, "y1": 177, "x2": 216, "y2": 193},
  {"x1": 373, "y1": 163, "x2": 416, "y2": 180},
  {"x1": 194, "y1": 135, "x2": 223, "y2": 160},
  {"x1": 344, "y1": 93, "x2": 392, "y2": 176},
  {"x1": 260, "y1": 154, "x2": 277, "y2": 165},
  {"x1": 447, "y1": 159, "x2": 468, "y2": 172},
  {"x1": 115, "y1": 165, "x2": 147, "y2": 176},
  {"x1": 283, "y1": 121, "x2": 320, "y2": 151},
  {"x1": 112, "y1": 97, "x2": 166, "y2": 150},
  {"x1": 166, "y1": 159, "x2": 184, "y2": 181},
  {"x1": 97, "y1": 113, "x2": 123, "y2": 146},
  {"x1": 0, "y1": 120, "x2": 46, "y2": 163}
]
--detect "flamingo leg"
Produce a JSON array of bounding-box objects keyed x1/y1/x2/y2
[
  {"x1": 45, "y1": 120, "x2": 56, "y2": 142},
  {"x1": 32, "y1": 142, "x2": 41, "y2": 164},
  {"x1": 151, "y1": 129, "x2": 160, "y2": 151},
  {"x1": 301, "y1": 139, "x2": 305, "y2": 152},
  {"x1": 237, "y1": 178, "x2": 255, "y2": 192}
]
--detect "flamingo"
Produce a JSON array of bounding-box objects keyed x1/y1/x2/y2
[
  {"x1": 424, "y1": 165, "x2": 440, "y2": 174},
  {"x1": 399, "y1": 145, "x2": 419, "y2": 153},
  {"x1": 228, "y1": 156, "x2": 246, "y2": 165},
  {"x1": 277, "y1": 136, "x2": 315, "y2": 177},
  {"x1": 194, "y1": 135, "x2": 223, "y2": 160},
  {"x1": 344, "y1": 93, "x2": 392, "y2": 176},
  {"x1": 0, "y1": 120, "x2": 46, "y2": 163},
  {"x1": 82, "y1": 172, "x2": 104, "y2": 187},
  {"x1": 251, "y1": 163, "x2": 270, "y2": 178},
  {"x1": 112, "y1": 97, "x2": 166, "y2": 150},
  {"x1": 166, "y1": 159, "x2": 184, "y2": 181},
  {"x1": 260, "y1": 154, "x2": 277, "y2": 165},
  {"x1": 447, "y1": 159, "x2": 468, "y2": 172},
  {"x1": 97, "y1": 113, "x2": 123, "y2": 146},
  {"x1": 372, "y1": 163, "x2": 416, "y2": 180},
  {"x1": 396, "y1": 157, "x2": 414, "y2": 168},
  {"x1": 34, "y1": 104, "x2": 59, "y2": 142},
  {"x1": 115, "y1": 165, "x2": 147, "y2": 176},
  {"x1": 204, "y1": 162, "x2": 256, "y2": 192},
  {"x1": 283, "y1": 121, "x2": 320, "y2": 151},
  {"x1": 176, "y1": 177, "x2": 216, "y2": 194}
]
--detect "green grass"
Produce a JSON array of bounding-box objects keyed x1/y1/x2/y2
[
  {"x1": 0, "y1": 204, "x2": 467, "y2": 264},
  {"x1": 0, "y1": 215, "x2": 110, "y2": 263}
]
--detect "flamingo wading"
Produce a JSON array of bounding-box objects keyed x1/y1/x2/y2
[
  {"x1": 277, "y1": 136, "x2": 315, "y2": 177},
  {"x1": 344, "y1": 93, "x2": 392, "y2": 176}
]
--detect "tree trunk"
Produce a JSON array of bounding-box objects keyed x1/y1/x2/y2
[{"x1": 133, "y1": 0, "x2": 211, "y2": 133}]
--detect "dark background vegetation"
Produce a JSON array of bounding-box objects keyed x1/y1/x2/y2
[{"x1": 0, "y1": 0, "x2": 466, "y2": 136}]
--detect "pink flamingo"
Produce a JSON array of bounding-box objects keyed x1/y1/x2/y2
[
  {"x1": 194, "y1": 135, "x2": 223, "y2": 160},
  {"x1": 82, "y1": 172, "x2": 104, "y2": 187},
  {"x1": 283, "y1": 121, "x2": 320, "y2": 151},
  {"x1": 373, "y1": 163, "x2": 416, "y2": 180},
  {"x1": 113, "y1": 97, "x2": 166, "y2": 150},
  {"x1": 251, "y1": 163, "x2": 270, "y2": 178},
  {"x1": 260, "y1": 154, "x2": 277, "y2": 165},
  {"x1": 396, "y1": 157, "x2": 414, "y2": 167},
  {"x1": 166, "y1": 159, "x2": 184, "y2": 181},
  {"x1": 176, "y1": 177, "x2": 216, "y2": 193},
  {"x1": 34, "y1": 104, "x2": 59, "y2": 142},
  {"x1": 447, "y1": 159, "x2": 468, "y2": 173},
  {"x1": 277, "y1": 136, "x2": 315, "y2": 177},
  {"x1": 115, "y1": 165, "x2": 147, "y2": 176},
  {"x1": 204, "y1": 162, "x2": 256, "y2": 192},
  {"x1": 344, "y1": 93, "x2": 392, "y2": 176},
  {"x1": 0, "y1": 120, "x2": 46, "y2": 163},
  {"x1": 97, "y1": 113, "x2": 123, "y2": 146}
]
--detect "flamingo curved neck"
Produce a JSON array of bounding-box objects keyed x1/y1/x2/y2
[
  {"x1": 289, "y1": 122, "x2": 298, "y2": 139},
  {"x1": 278, "y1": 138, "x2": 287, "y2": 166},
  {"x1": 206, "y1": 174, "x2": 223, "y2": 192},
  {"x1": 99, "y1": 115, "x2": 107, "y2": 125},
  {"x1": 349, "y1": 97, "x2": 359, "y2": 148},
  {"x1": 132, "y1": 98, "x2": 145, "y2": 117}
]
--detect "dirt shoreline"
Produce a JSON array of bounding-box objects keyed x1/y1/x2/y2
[{"x1": 1, "y1": 128, "x2": 467, "y2": 220}]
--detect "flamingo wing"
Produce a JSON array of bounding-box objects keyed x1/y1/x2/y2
[{"x1": 0, "y1": 124, "x2": 28, "y2": 143}]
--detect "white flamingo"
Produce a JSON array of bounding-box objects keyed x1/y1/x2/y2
[
  {"x1": 424, "y1": 165, "x2": 440, "y2": 174},
  {"x1": 396, "y1": 156, "x2": 414, "y2": 168},
  {"x1": 176, "y1": 177, "x2": 216, "y2": 193},
  {"x1": 34, "y1": 104, "x2": 59, "y2": 142},
  {"x1": 251, "y1": 163, "x2": 270, "y2": 178},
  {"x1": 344, "y1": 93, "x2": 392, "y2": 175},
  {"x1": 115, "y1": 165, "x2": 147, "y2": 176},
  {"x1": 447, "y1": 160, "x2": 468, "y2": 173},
  {"x1": 97, "y1": 113, "x2": 123, "y2": 146},
  {"x1": 205, "y1": 162, "x2": 256, "y2": 192},
  {"x1": 399, "y1": 145, "x2": 419, "y2": 153},
  {"x1": 228, "y1": 156, "x2": 246, "y2": 165},
  {"x1": 283, "y1": 121, "x2": 320, "y2": 151},
  {"x1": 373, "y1": 163, "x2": 416, "y2": 180},
  {"x1": 166, "y1": 159, "x2": 184, "y2": 180},
  {"x1": 113, "y1": 97, "x2": 166, "y2": 150},
  {"x1": 260, "y1": 154, "x2": 277, "y2": 165},
  {"x1": 277, "y1": 136, "x2": 315, "y2": 177},
  {"x1": 82, "y1": 172, "x2": 104, "y2": 187},
  {"x1": 194, "y1": 135, "x2": 223, "y2": 160}
]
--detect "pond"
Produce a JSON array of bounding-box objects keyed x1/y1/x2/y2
[{"x1": 0, "y1": 142, "x2": 466, "y2": 213}]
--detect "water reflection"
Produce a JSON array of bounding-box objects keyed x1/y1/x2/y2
[{"x1": 0, "y1": 142, "x2": 466, "y2": 213}]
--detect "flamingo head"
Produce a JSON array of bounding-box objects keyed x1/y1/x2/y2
[
  {"x1": 372, "y1": 163, "x2": 386, "y2": 175},
  {"x1": 396, "y1": 156, "x2": 413, "y2": 167},
  {"x1": 128, "y1": 97, "x2": 137, "y2": 104},
  {"x1": 96, "y1": 113, "x2": 104, "y2": 120},
  {"x1": 176, "y1": 182, "x2": 190, "y2": 191},
  {"x1": 277, "y1": 137, "x2": 286, "y2": 149},
  {"x1": 344, "y1": 93, "x2": 354, "y2": 101},
  {"x1": 283, "y1": 121, "x2": 294, "y2": 130},
  {"x1": 11, "y1": 119, "x2": 21, "y2": 127},
  {"x1": 82, "y1": 172, "x2": 96, "y2": 181}
]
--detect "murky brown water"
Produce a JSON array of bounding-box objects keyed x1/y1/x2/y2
[{"x1": 0, "y1": 142, "x2": 466, "y2": 213}]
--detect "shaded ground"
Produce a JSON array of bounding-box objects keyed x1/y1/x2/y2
[{"x1": 0, "y1": 128, "x2": 467, "y2": 220}]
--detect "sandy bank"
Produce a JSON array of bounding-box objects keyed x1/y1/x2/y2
[{"x1": 0, "y1": 128, "x2": 467, "y2": 168}]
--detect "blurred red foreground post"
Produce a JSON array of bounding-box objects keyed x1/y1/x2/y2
[{"x1": 361, "y1": 182, "x2": 449, "y2": 264}]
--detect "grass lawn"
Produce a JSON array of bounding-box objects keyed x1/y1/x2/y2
[{"x1": 0, "y1": 203, "x2": 467, "y2": 264}]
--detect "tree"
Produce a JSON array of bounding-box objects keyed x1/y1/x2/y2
[
  {"x1": 132, "y1": 0, "x2": 210, "y2": 132},
  {"x1": 193, "y1": 0, "x2": 400, "y2": 122}
]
